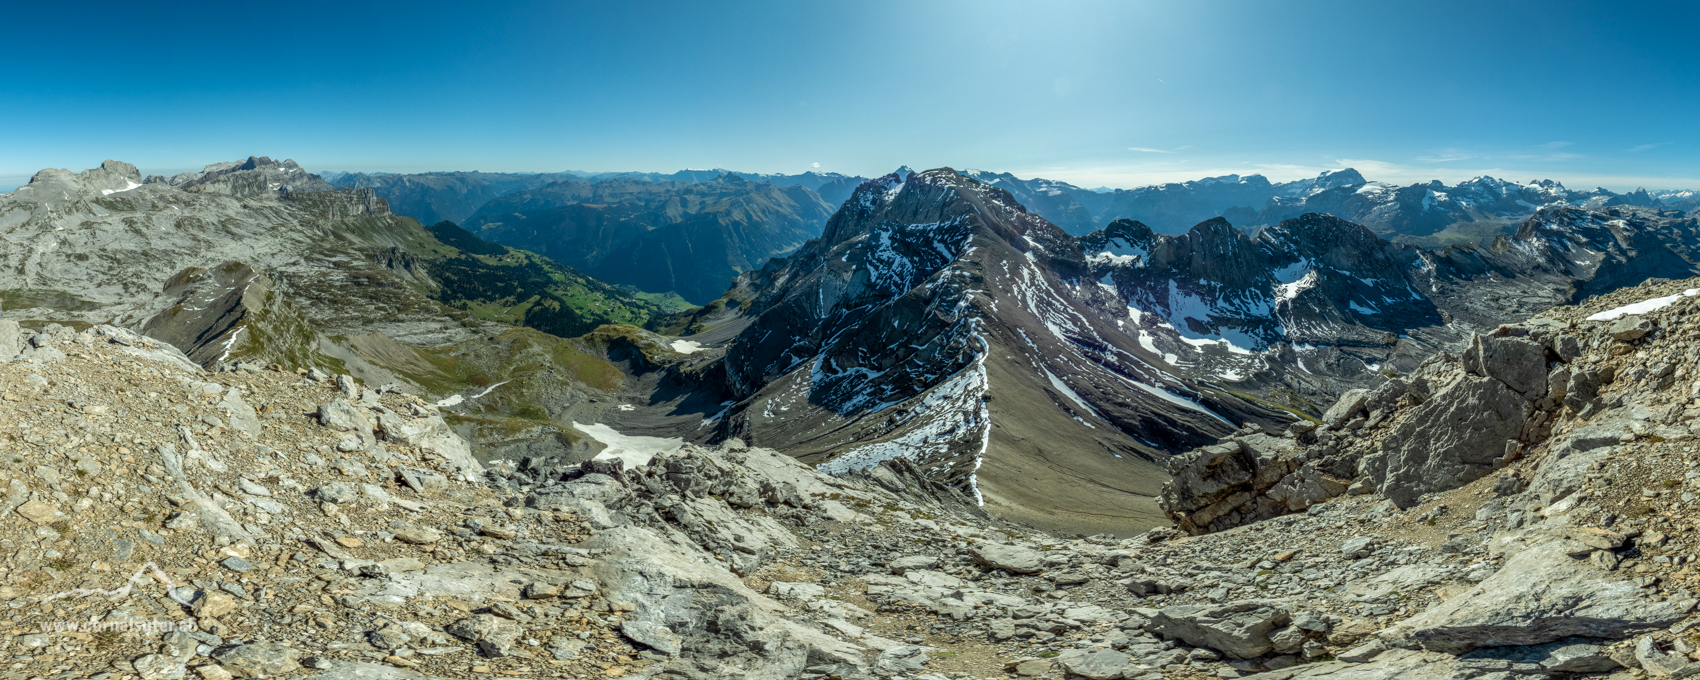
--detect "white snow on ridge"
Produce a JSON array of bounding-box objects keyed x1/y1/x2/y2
[
  {"x1": 1043, "y1": 367, "x2": 1101, "y2": 425},
  {"x1": 1586, "y1": 289, "x2": 1700, "y2": 321},
  {"x1": 1275, "y1": 270, "x2": 1317, "y2": 303},
  {"x1": 573, "y1": 422, "x2": 683, "y2": 468},
  {"x1": 1126, "y1": 378, "x2": 1233, "y2": 426},
  {"x1": 671, "y1": 340, "x2": 703, "y2": 354},
  {"x1": 216, "y1": 326, "x2": 246, "y2": 362},
  {"x1": 818, "y1": 326, "x2": 992, "y2": 507},
  {"x1": 101, "y1": 180, "x2": 142, "y2": 196}
]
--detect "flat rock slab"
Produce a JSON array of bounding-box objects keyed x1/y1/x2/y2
[
  {"x1": 1393, "y1": 541, "x2": 1696, "y2": 653},
  {"x1": 971, "y1": 542, "x2": 1045, "y2": 574},
  {"x1": 1058, "y1": 648, "x2": 1134, "y2": 680},
  {"x1": 307, "y1": 663, "x2": 446, "y2": 680},
  {"x1": 1147, "y1": 600, "x2": 1290, "y2": 659},
  {"x1": 1240, "y1": 649, "x2": 1457, "y2": 679}
]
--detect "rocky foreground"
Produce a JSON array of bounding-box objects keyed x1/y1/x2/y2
[{"x1": 11, "y1": 279, "x2": 1700, "y2": 680}]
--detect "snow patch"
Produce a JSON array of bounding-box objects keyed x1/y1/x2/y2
[
  {"x1": 472, "y1": 380, "x2": 510, "y2": 399},
  {"x1": 670, "y1": 340, "x2": 703, "y2": 354},
  {"x1": 1129, "y1": 380, "x2": 1233, "y2": 426},
  {"x1": 1586, "y1": 289, "x2": 1700, "y2": 321},
  {"x1": 573, "y1": 422, "x2": 683, "y2": 467},
  {"x1": 101, "y1": 180, "x2": 142, "y2": 196}
]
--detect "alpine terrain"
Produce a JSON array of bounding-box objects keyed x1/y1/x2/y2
[
  {"x1": 5, "y1": 156, "x2": 1700, "y2": 680},
  {"x1": 8, "y1": 242, "x2": 1700, "y2": 680}
]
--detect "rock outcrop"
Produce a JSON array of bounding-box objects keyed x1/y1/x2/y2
[{"x1": 136, "y1": 261, "x2": 326, "y2": 370}]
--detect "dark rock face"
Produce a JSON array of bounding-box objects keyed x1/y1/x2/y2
[
  {"x1": 463, "y1": 175, "x2": 835, "y2": 303},
  {"x1": 137, "y1": 261, "x2": 324, "y2": 370}
]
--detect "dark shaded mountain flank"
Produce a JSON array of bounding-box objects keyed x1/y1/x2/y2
[
  {"x1": 462, "y1": 175, "x2": 835, "y2": 304},
  {"x1": 426, "y1": 220, "x2": 507, "y2": 256},
  {"x1": 328, "y1": 171, "x2": 583, "y2": 224}
]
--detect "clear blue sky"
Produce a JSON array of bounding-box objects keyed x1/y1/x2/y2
[{"x1": 3, "y1": 0, "x2": 1697, "y2": 192}]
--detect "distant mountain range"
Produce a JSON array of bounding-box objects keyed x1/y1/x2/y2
[
  {"x1": 319, "y1": 162, "x2": 1699, "y2": 320},
  {"x1": 460, "y1": 174, "x2": 836, "y2": 304},
  {"x1": 325, "y1": 168, "x2": 870, "y2": 224},
  {"x1": 960, "y1": 167, "x2": 1697, "y2": 241}
]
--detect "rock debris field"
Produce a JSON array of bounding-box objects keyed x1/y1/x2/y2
[{"x1": 15, "y1": 278, "x2": 1700, "y2": 680}]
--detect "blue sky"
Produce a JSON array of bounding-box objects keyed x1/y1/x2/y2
[{"x1": 3, "y1": 0, "x2": 1697, "y2": 192}]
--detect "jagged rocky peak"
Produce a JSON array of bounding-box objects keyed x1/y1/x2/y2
[
  {"x1": 147, "y1": 155, "x2": 333, "y2": 196},
  {"x1": 1278, "y1": 167, "x2": 1368, "y2": 197}
]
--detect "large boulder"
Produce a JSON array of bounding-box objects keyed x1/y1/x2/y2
[
  {"x1": 1392, "y1": 542, "x2": 1697, "y2": 653},
  {"x1": 1146, "y1": 600, "x2": 1290, "y2": 659},
  {"x1": 970, "y1": 542, "x2": 1046, "y2": 574},
  {"x1": 0, "y1": 319, "x2": 26, "y2": 359},
  {"x1": 1360, "y1": 376, "x2": 1531, "y2": 508},
  {"x1": 1159, "y1": 434, "x2": 1304, "y2": 534},
  {"x1": 1058, "y1": 649, "x2": 1134, "y2": 680},
  {"x1": 1322, "y1": 389, "x2": 1369, "y2": 426},
  {"x1": 1461, "y1": 333, "x2": 1549, "y2": 400}
]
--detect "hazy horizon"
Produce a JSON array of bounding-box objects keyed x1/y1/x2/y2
[
  {"x1": 4, "y1": 0, "x2": 1697, "y2": 193},
  {"x1": 4, "y1": 158, "x2": 1697, "y2": 197}
]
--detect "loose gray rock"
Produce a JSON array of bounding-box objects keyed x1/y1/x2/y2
[
  {"x1": 316, "y1": 399, "x2": 370, "y2": 433},
  {"x1": 1147, "y1": 600, "x2": 1290, "y2": 659},
  {"x1": 313, "y1": 482, "x2": 361, "y2": 505},
  {"x1": 1395, "y1": 542, "x2": 1697, "y2": 653},
  {"x1": 1059, "y1": 649, "x2": 1134, "y2": 680},
  {"x1": 970, "y1": 542, "x2": 1045, "y2": 574},
  {"x1": 620, "y1": 620, "x2": 683, "y2": 656},
  {"x1": 874, "y1": 646, "x2": 933, "y2": 674},
  {"x1": 889, "y1": 555, "x2": 940, "y2": 574},
  {"x1": 211, "y1": 642, "x2": 301, "y2": 678},
  {"x1": 133, "y1": 654, "x2": 188, "y2": 680},
  {"x1": 1461, "y1": 333, "x2": 1548, "y2": 400},
  {"x1": 1323, "y1": 389, "x2": 1370, "y2": 426},
  {"x1": 1608, "y1": 315, "x2": 1655, "y2": 341}
]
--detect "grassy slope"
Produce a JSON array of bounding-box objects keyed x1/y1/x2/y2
[
  {"x1": 408, "y1": 219, "x2": 693, "y2": 335},
  {"x1": 331, "y1": 216, "x2": 701, "y2": 446}
]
